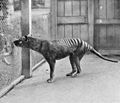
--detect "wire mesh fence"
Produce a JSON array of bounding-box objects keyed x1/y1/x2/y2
[
  {"x1": 0, "y1": 0, "x2": 21, "y2": 90},
  {"x1": 0, "y1": 0, "x2": 8, "y2": 52},
  {"x1": 0, "y1": 0, "x2": 50, "y2": 90}
]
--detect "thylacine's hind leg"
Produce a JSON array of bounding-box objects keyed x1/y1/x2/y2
[
  {"x1": 70, "y1": 55, "x2": 83, "y2": 76},
  {"x1": 75, "y1": 49, "x2": 85, "y2": 75},
  {"x1": 66, "y1": 52, "x2": 84, "y2": 77},
  {"x1": 66, "y1": 54, "x2": 78, "y2": 77},
  {"x1": 75, "y1": 54, "x2": 84, "y2": 75},
  {"x1": 74, "y1": 57, "x2": 81, "y2": 74}
]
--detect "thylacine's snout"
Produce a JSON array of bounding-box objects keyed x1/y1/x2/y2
[
  {"x1": 14, "y1": 40, "x2": 21, "y2": 46},
  {"x1": 13, "y1": 35, "x2": 29, "y2": 47},
  {"x1": 13, "y1": 40, "x2": 18, "y2": 46}
]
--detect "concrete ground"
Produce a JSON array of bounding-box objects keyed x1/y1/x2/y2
[{"x1": 0, "y1": 54, "x2": 120, "y2": 103}]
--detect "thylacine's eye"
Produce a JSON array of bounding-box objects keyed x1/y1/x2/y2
[{"x1": 22, "y1": 36, "x2": 28, "y2": 41}]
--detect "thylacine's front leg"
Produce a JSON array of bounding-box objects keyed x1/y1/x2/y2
[{"x1": 47, "y1": 59, "x2": 56, "y2": 83}]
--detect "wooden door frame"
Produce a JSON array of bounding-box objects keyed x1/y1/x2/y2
[{"x1": 88, "y1": 0, "x2": 94, "y2": 46}]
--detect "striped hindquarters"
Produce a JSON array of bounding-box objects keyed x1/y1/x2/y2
[
  {"x1": 53, "y1": 38, "x2": 82, "y2": 47},
  {"x1": 80, "y1": 40, "x2": 93, "y2": 51},
  {"x1": 52, "y1": 38, "x2": 93, "y2": 51}
]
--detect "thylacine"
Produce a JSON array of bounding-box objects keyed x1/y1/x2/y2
[{"x1": 14, "y1": 35, "x2": 118, "y2": 83}]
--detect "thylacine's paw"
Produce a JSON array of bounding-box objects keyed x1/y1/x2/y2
[
  {"x1": 77, "y1": 69, "x2": 81, "y2": 74},
  {"x1": 71, "y1": 70, "x2": 81, "y2": 77},
  {"x1": 66, "y1": 72, "x2": 73, "y2": 77},
  {"x1": 71, "y1": 72, "x2": 78, "y2": 77},
  {"x1": 47, "y1": 78, "x2": 54, "y2": 83},
  {"x1": 66, "y1": 71, "x2": 78, "y2": 77}
]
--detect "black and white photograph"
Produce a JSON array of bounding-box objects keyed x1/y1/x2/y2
[{"x1": 0, "y1": 0, "x2": 120, "y2": 103}]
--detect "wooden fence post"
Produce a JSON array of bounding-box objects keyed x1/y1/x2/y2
[
  {"x1": 50, "y1": 0, "x2": 57, "y2": 40},
  {"x1": 88, "y1": 0, "x2": 94, "y2": 46},
  {"x1": 21, "y1": 0, "x2": 32, "y2": 78}
]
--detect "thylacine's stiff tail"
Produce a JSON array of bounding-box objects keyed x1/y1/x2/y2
[{"x1": 89, "y1": 47, "x2": 118, "y2": 63}]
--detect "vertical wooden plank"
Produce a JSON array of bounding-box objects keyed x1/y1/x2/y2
[
  {"x1": 94, "y1": 0, "x2": 99, "y2": 49},
  {"x1": 107, "y1": 0, "x2": 114, "y2": 19},
  {"x1": 114, "y1": 0, "x2": 120, "y2": 48},
  {"x1": 88, "y1": 0, "x2": 94, "y2": 46},
  {"x1": 80, "y1": 25, "x2": 88, "y2": 41},
  {"x1": 94, "y1": 0, "x2": 99, "y2": 19},
  {"x1": 73, "y1": 24, "x2": 81, "y2": 38},
  {"x1": 72, "y1": 0, "x2": 80, "y2": 38},
  {"x1": 99, "y1": 0, "x2": 107, "y2": 48},
  {"x1": 65, "y1": 0, "x2": 72, "y2": 16},
  {"x1": 94, "y1": 25, "x2": 100, "y2": 49},
  {"x1": 64, "y1": 0, "x2": 72, "y2": 38},
  {"x1": 72, "y1": 0, "x2": 80, "y2": 16},
  {"x1": 106, "y1": 25, "x2": 115, "y2": 48},
  {"x1": 114, "y1": 25, "x2": 120, "y2": 48},
  {"x1": 99, "y1": 25, "x2": 107, "y2": 49},
  {"x1": 58, "y1": 0, "x2": 64, "y2": 17},
  {"x1": 114, "y1": 0, "x2": 120, "y2": 19},
  {"x1": 65, "y1": 25, "x2": 72, "y2": 38},
  {"x1": 58, "y1": 25, "x2": 64, "y2": 39},
  {"x1": 114, "y1": 0, "x2": 120, "y2": 49},
  {"x1": 57, "y1": 1, "x2": 65, "y2": 39},
  {"x1": 99, "y1": 0, "x2": 107, "y2": 19},
  {"x1": 50, "y1": 0, "x2": 57, "y2": 40},
  {"x1": 21, "y1": 0, "x2": 32, "y2": 78},
  {"x1": 80, "y1": 0, "x2": 88, "y2": 41},
  {"x1": 81, "y1": 0, "x2": 87, "y2": 16},
  {"x1": 106, "y1": 0, "x2": 115, "y2": 48}
]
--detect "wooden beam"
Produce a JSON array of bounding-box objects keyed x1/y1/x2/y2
[
  {"x1": 98, "y1": 49, "x2": 120, "y2": 55},
  {"x1": 58, "y1": 16, "x2": 87, "y2": 24},
  {"x1": 95, "y1": 19, "x2": 120, "y2": 24},
  {"x1": 0, "y1": 75, "x2": 25, "y2": 98},
  {"x1": 21, "y1": 0, "x2": 32, "y2": 78},
  {"x1": 50, "y1": 0, "x2": 57, "y2": 40},
  {"x1": 88, "y1": 0, "x2": 94, "y2": 46}
]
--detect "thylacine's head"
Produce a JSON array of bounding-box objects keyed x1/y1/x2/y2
[
  {"x1": 14, "y1": 35, "x2": 50, "y2": 54},
  {"x1": 14, "y1": 35, "x2": 30, "y2": 48},
  {"x1": 14, "y1": 35, "x2": 41, "y2": 48}
]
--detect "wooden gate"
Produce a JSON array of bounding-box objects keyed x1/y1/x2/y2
[
  {"x1": 94, "y1": 0, "x2": 120, "y2": 54},
  {"x1": 50, "y1": 0, "x2": 120, "y2": 54},
  {"x1": 50, "y1": 0, "x2": 94, "y2": 45}
]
